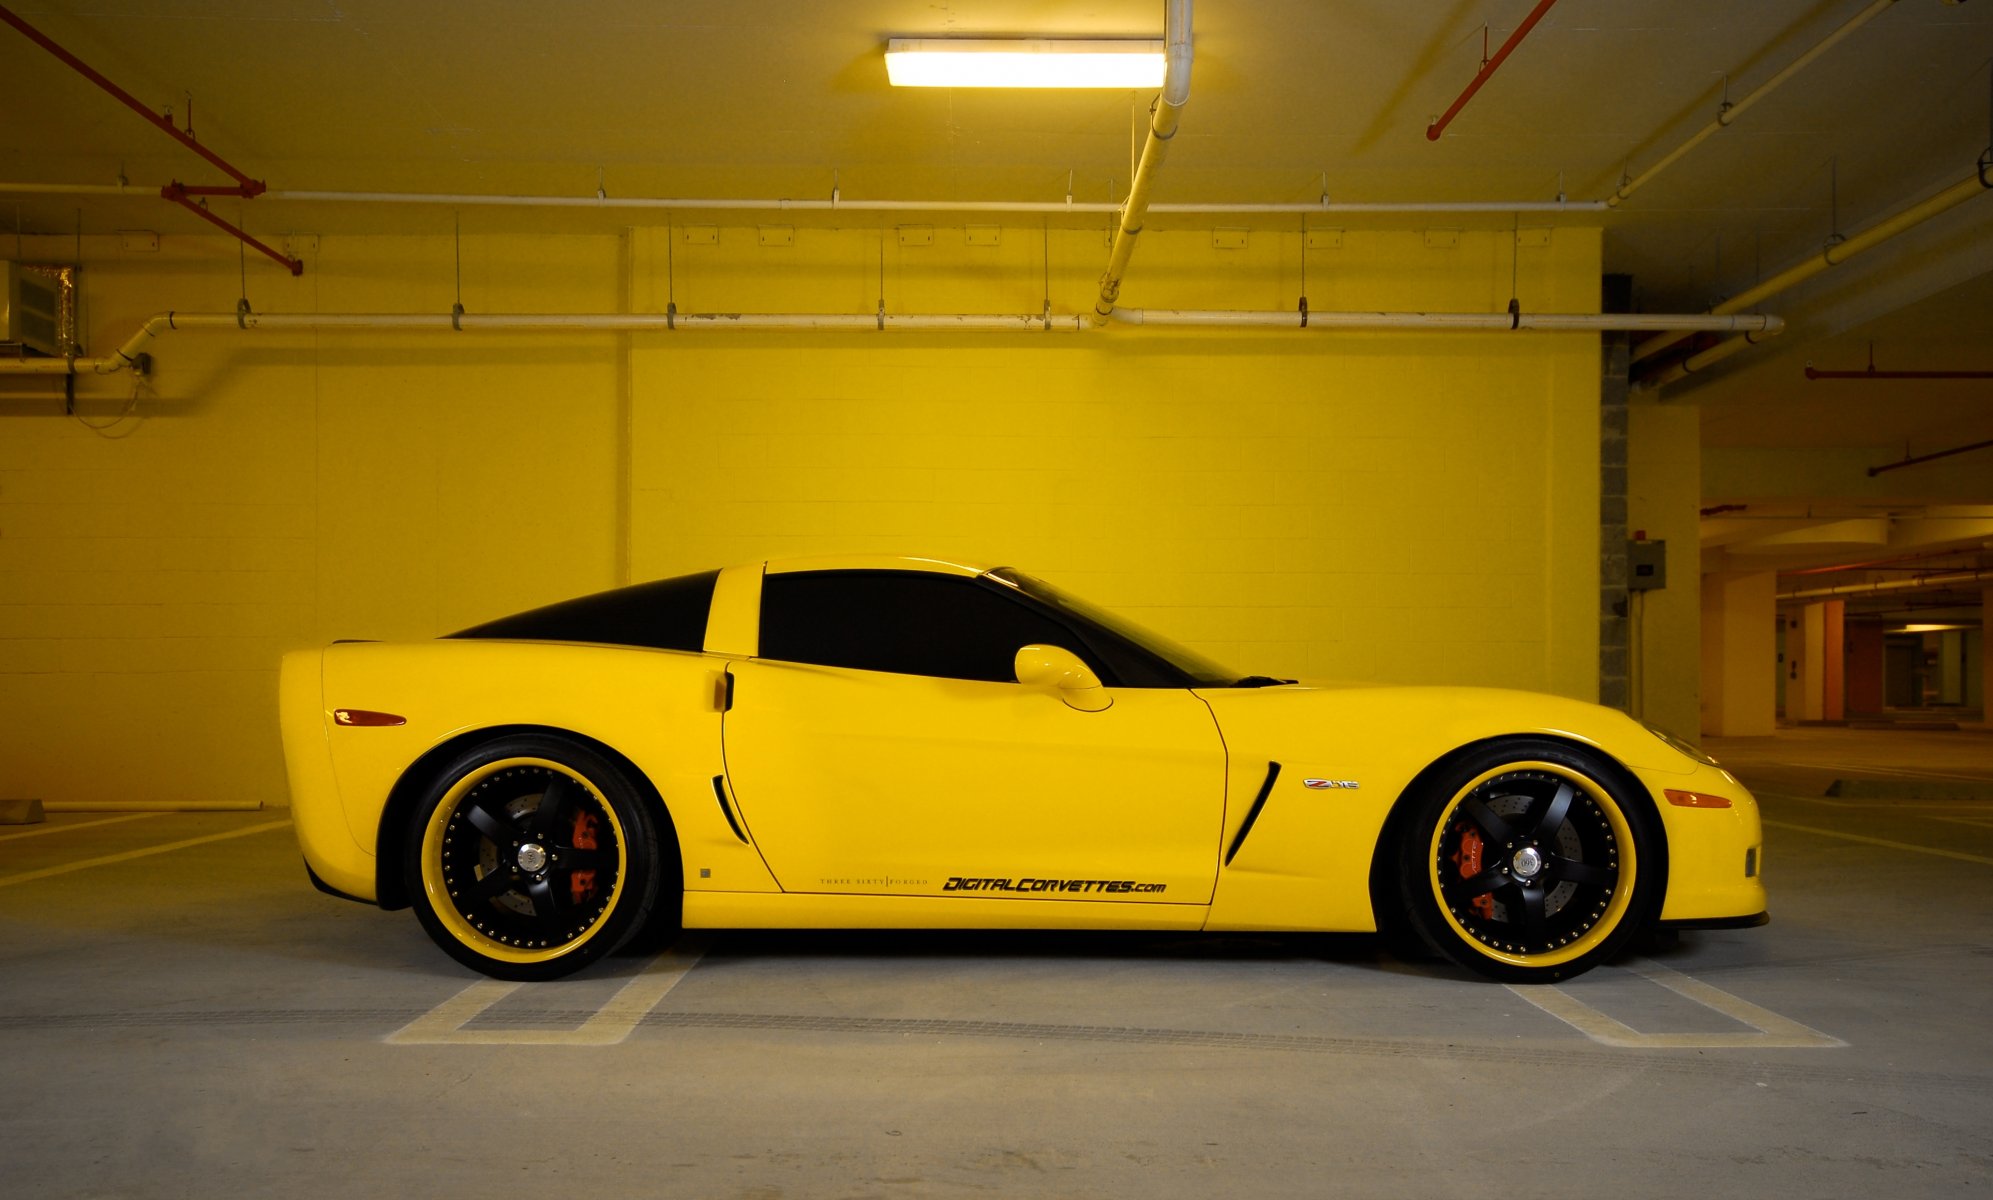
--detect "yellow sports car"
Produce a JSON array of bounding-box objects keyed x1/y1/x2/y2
[{"x1": 280, "y1": 556, "x2": 1765, "y2": 983}]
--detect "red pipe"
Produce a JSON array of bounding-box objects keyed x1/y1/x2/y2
[
  {"x1": 162, "y1": 186, "x2": 304, "y2": 276},
  {"x1": 0, "y1": 2, "x2": 264, "y2": 197},
  {"x1": 1426, "y1": 0, "x2": 1561, "y2": 142},
  {"x1": 1868, "y1": 438, "x2": 1993, "y2": 477}
]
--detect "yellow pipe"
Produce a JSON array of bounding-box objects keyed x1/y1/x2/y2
[
  {"x1": 1633, "y1": 170, "x2": 1993, "y2": 366},
  {"x1": 1090, "y1": 0, "x2": 1193, "y2": 326},
  {"x1": 1609, "y1": 0, "x2": 1900, "y2": 209},
  {"x1": 1636, "y1": 324, "x2": 1783, "y2": 390}
]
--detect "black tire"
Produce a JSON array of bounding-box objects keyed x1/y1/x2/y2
[
  {"x1": 404, "y1": 734, "x2": 664, "y2": 981},
  {"x1": 1395, "y1": 739, "x2": 1662, "y2": 983}
]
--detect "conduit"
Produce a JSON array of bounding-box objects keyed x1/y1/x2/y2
[
  {"x1": 1092, "y1": 0, "x2": 1193, "y2": 326},
  {"x1": 1607, "y1": 0, "x2": 1900, "y2": 208},
  {"x1": 1426, "y1": 0, "x2": 1561, "y2": 142},
  {"x1": 0, "y1": 306, "x2": 1782, "y2": 376},
  {"x1": 1634, "y1": 168, "x2": 1993, "y2": 386},
  {"x1": 1779, "y1": 568, "x2": 1993, "y2": 601}
]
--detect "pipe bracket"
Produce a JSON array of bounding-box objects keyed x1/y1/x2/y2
[
  {"x1": 666, "y1": 301, "x2": 676, "y2": 331},
  {"x1": 1298, "y1": 296, "x2": 1308, "y2": 328},
  {"x1": 450, "y1": 302, "x2": 464, "y2": 331}
]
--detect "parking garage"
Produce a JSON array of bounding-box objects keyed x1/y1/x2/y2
[{"x1": 4, "y1": 2, "x2": 1992, "y2": 1196}]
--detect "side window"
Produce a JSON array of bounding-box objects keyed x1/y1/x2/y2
[
  {"x1": 759, "y1": 570, "x2": 1086, "y2": 683},
  {"x1": 449, "y1": 570, "x2": 718, "y2": 651}
]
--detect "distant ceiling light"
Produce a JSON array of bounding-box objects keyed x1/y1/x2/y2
[
  {"x1": 1892, "y1": 623, "x2": 1967, "y2": 633},
  {"x1": 885, "y1": 39, "x2": 1166, "y2": 88}
]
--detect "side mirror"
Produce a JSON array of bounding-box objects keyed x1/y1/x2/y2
[{"x1": 1013, "y1": 644, "x2": 1112, "y2": 712}]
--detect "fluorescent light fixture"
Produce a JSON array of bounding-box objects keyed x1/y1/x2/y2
[
  {"x1": 886, "y1": 38, "x2": 1166, "y2": 88},
  {"x1": 1891, "y1": 623, "x2": 1967, "y2": 633}
]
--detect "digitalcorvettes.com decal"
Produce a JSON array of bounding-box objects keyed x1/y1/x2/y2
[{"x1": 943, "y1": 877, "x2": 1168, "y2": 895}]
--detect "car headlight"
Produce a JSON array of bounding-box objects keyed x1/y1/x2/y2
[{"x1": 1643, "y1": 721, "x2": 1720, "y2": 767}]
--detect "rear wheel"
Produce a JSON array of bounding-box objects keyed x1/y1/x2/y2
[
  {"x1": 404, "y1": 735, "x2": 662, "y2": 981},
  {"x1": 1397, "y1": 740, "x2": 1661, "y2": 983}
]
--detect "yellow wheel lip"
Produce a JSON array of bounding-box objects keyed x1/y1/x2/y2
[
  {"x1": 419, "y1": 756, "x2": 629, "y2": 966},
  {"x1": 1426, "y1": 760, "x2": 1637, "y2": 970}
]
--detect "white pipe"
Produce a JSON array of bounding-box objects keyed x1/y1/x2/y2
[
  {"x1": 5, "y1": 183, "x2": 1607, "y2": 217},
  {"x1": 1092, "y1": 0, "x2": 1193, "y2": 326},
  {"x1": 0, "y1": 181, "x2": 154, "y2": 197},
  {"x1": 1112, "y1": 308, "x2": 1785, "y2": 333},
  {"x1": 273, "y1": 190, "x2": 1125, "y2": 214},
  {"x1": 0, "y1": 306, "x2": 1784, "y2": 375},
  {"x1": 1608, "y1": 0, "x2": 1900, "y2": 208}
]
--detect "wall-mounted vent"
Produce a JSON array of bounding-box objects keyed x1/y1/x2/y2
[{"x1": 2, "y1": 262, "x2": 77, "y2": 358}]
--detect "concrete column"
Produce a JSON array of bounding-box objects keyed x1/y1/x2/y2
[
  {"x1": 1937, "y1": 629, "x2": 1966, "y2": 706},
  {"x1": 1598, "y1": 275, "x2": 1632, "y2": 713},
  {"x1": 1627, "y1": 400, "x2": 1701, "y2": 742},
  {"x1": 1822, "y1": 600, "x2": 1845, "y2": 722},
  {"x1": 1700, "y1": 570, "x2": 1777, "y2": 736},
  {"x1": 1969, "y1": 582, "x2": 1985, "y2": 717},
  {"x1": 1789, "y1": 603, "x2": 1828, "y2": 722}
]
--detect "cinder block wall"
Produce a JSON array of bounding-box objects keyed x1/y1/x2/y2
[{"x1": 1, "y1": 222, "x2": 1603, "y2": 808}]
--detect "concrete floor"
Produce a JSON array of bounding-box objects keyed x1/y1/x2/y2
[{"x1": 4, "y1": 728, "x2": 1990, "y2": 1199}]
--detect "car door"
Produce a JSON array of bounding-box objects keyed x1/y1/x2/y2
[{"x1": 720, "y1": 569, "x2": 1228, "y2": 906}]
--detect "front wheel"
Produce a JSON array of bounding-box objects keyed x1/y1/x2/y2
[
  {"x1": 1396, "y1": 740, "x2": 1662, "y2": 983},
  {"x1": 404, "y1": 735, "x2": 663, "y2": 981}
]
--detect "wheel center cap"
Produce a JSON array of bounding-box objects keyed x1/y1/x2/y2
[
  {"x1": 516, "y1": 843, "x2": 549, "y2": 873},
  {"x1": 1512, "y1": 846, "x2": 1544, "y2": 878}
]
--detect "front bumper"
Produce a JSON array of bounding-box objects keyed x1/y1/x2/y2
[{"x1": 1640, "y1": 760, "x2": 1767, "y2": 923}]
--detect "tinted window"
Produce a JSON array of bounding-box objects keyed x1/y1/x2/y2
[
  {"x1": 985, "y1": 568, "x2": 1242, "y2": 687},
  {"x1": 448, "y1": 570, "x2": 719, "y2": 652},
  {"x1": 759, "y1": 570, "x2": 1085, "y2": 683}
]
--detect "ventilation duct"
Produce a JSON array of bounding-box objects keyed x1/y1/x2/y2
[{"x1": 0, "y1": 262, "x2": 77, "y2": 358}]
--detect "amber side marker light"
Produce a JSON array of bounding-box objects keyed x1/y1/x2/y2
[
  {"x1": 1664, "y1": 789, "x2": 1733, "y2": 809},
  {"x1": 333, "y1": 709, "x2": 406, "y2": 727}
]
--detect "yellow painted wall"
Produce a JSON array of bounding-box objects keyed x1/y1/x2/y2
[
  {"x1": 3, "y1": 221, "x2": 1603, "y2": 809},
  {"x1": 1627, "y1": 400, "x2": 1701, "y2": 739},
  {"x1": 1, "y1": 232, "x2": 622, "y2": 808},
  {"x1": 629, "y1": 224, "x2": 1603, "y2": 691}
]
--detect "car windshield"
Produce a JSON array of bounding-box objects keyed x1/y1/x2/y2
[{"x1": 985, "y1": 567, "x2": 1247, "y2": 688}]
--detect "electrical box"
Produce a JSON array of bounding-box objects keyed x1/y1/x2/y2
[
  {"x1": 1628, "y1": 539, "x2": 1667, "y2": 591},
  {"x1": 1, "y1": 262, "x2": 66, "y2": 357}
]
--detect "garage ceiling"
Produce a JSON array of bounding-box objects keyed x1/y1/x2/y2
[{"x1": 4, "y1": 0, "x2": 1991, "y2": 591}]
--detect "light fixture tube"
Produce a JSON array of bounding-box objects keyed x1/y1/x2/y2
[{"x1": 885, "y1": 38, "x2": 1167, "y2": 88}]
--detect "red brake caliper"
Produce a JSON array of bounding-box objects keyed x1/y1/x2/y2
[
  {"x1": 1451, "y1": 823, "x2": 1496, "y2": 920},
  {"x1": 569, "y1": 809, "x2": 600, "y2": 905}
]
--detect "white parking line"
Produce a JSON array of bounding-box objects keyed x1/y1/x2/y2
[
  {"x1": 0, "y1": 813, "x2": 165, "y2": 842},
  {"x1": 0, "y1": 819, "x2": 293, "y2": 888},
  {"x1": 1800, "y1": 761, "x2": 1991, "y2": 783},
  {"x1": 386, "y1": 938, "x2": 709, "y2": 1045},
  {"x1": 1510, "y1": 958, "x2": 1844, "y2": 1049},
  {"x1": 1763, "y1": 818, "x2": 1993, "y2": 867}
]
